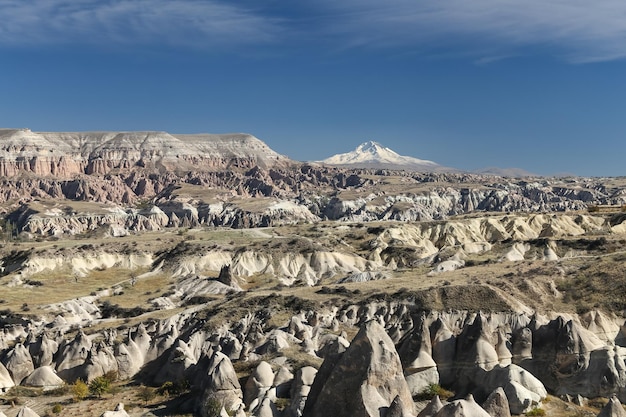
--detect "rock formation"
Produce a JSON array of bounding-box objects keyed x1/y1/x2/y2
[{"x1": 303, "y1": 320, "x2": 415, "y2": 417}]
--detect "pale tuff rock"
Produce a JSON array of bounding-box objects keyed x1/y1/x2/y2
[
  {"x1": 15, "y1": 407, "x2": 40, "y2": 417},
  {"x1": 434, "y1": 394, "x2": 491, "y2": 417},
  {"x1": 0, "y1": 129, "x2": 287, "y2": 177},
  {"x1": 303, "y1": 320, "x2": 415, "y2": 417},
  {"x1": 397, "y1": 314, "x2": 439, "y2": 396},
  {"x1": 455, "y1": 312, "x2": 500, "y2": 371},
  {"x1": 273, "y1": 365, "x2": 294, "y2": 398},
  {"x1": 100, "y1": 403, "x2": 131, "y2": 417},
  {"x1": 478, "y1": 365, "x2": 547, "y2": 414},
  {"x1": 288, "y1": 366, "x2": 317, "y2": 417},
  {"x1": 0, "y1": 362, "x2": 15, "y2": 393},
  {"x1": 27, "y1": 332, "x2": 58, "y2": 368},
  {"x1": 597, "y1": 396, "x2": 626, "y2": 417},
  {"x1": 4, "y1": 343, "x2": 34, "y2": 385},
  {"x1": 79, "y1": 342, "x2": 119, "y2": 382},
  {"x1": 22, "y1": 366, "x2": 64, "y2": 390},
  {"x1": 55, "y1": 331, "x2": 92, "y2": 380},
  {"x1": 482, "y1": 387, "x2": 512, "y2": 417},
  {"x1": 199, "y1": 351, "x2": 244, "y2": 417},
  {"x1": 417, "y1": 395, "x2": 444, "y2": 417},
  {"x1": 244, "y1": 361, "x2": 275, "y2": 409}
]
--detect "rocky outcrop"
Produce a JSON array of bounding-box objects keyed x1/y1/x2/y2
[
  {"x1": 303, "y1": 320, "x2": 415, "y2": 417},
  {"x1": 598, "y1": 396, "x2": 626, "y2": 417},
  {"x1": 16, "y1": 407, "x2": 40, "y2": 417},
  {"x1": 434, "y1": 395, "x2": 491, "y2": 417},
  {"x1": 100, "y1": 403, "x2": 130, "y2": 417},
  {"x1": 0, "y1": 129, "x2": 288, "y2": 178},
  {"x1": 198, "y1": 351, "x2": 244, "y2": 417},
  {"x1": 481, "y1": 387, "x2": 512, "y2": 417},
  {"x1": 417, "y1": 396, "x2": 444, "y2": 417},
  {"x1": 22, "y1": 366, "x2": 64, "y2": 390}
]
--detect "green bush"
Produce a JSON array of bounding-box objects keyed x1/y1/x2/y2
[
  {"x1": 88, "y1": 376, "x2": 110, "y2": 398},
  {"x1": 137, "y1": 385, "x2": 156, "y2": 404},
  {"x1": 414, "y1": 384, "x2": 454, "y2": 401},
  {"x1": 51, "y1": 404, "x2": 63, "y2": 414},
  {"x1": 526, "y1": 408, "x2": 546, "y2": 416}
]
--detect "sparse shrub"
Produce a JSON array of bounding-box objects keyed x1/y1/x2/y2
[
  {"x1": 156, "y1": 379, "x2": 189, "y2": 397},
  {"x1": 102, "y1": 370, "x2": 118, "y2": 383},
  {"x1": 204, "y1": 396, "x2": 224, "y2": 417},
  {"x1": 137, "y1": 385, "x2": 156, "y2": 404},
  {"x1": 72, "y1": 379, "x2": 89, "y2": 402},
  {"x1": 588, "y1": 397, "x2": 609, "y2": 409},
  {"x1": 44, "y1": 384, "x2": 70, "y2": 396},
  {"x1": 414, "y1": 384, "x2": 454, "y2": 401},
  {"x1": 526, "y1": 407, "x2": 546, "y2": 416},
  {"x1": 275, "y1": 398, "x2": 290, "y2": 411},
  {"x1": 88, "y1": 376, "x2": 110, "y2": 398},
  {"x1": 51, "y1": 404, "x2": 62, "y2": 414}
]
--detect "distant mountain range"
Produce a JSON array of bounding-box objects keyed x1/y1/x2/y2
[{"x1": 319, "y1": 141, "x2": 535, "y2": 177}]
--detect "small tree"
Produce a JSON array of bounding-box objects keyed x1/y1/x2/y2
[
  {"x1": 137, "y1": 385, "x2": 156, "y2": 405},
  {"x1": 88, "y1": 376, "x2": 110, "y2": 398},
  {"x1": 72, "y1": 379, "x2": 88, "y2": 402}
]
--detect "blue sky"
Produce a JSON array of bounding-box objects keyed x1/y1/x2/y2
[{"x1": 1, "y1": 1, "x2": 625, "y2": 176}]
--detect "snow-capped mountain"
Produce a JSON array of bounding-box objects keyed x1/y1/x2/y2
[{"x1": 319, "y1": 141, "x2": 442, "y2": 171}]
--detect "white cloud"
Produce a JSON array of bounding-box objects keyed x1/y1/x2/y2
[
  {"x1": 2, "y1": 1, "x2": 626, "y2": 62},
  {"x1": 309, "y1": 0, "x2": 626, "y2": 63},
  {"x1": 0, "y1": 0, "x2": 281, "y2": 48}
]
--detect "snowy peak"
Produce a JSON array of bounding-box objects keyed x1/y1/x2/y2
[{"x1": 320, "y1": 141, "x2": 440, "y2": 171}]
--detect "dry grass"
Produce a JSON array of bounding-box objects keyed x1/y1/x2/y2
[
  {"x1": 0, "y1": 267, "x2": 138, "y2": 313},
  {"x1": 0, "y1": 382, "x2": 194, "y2": 417}
]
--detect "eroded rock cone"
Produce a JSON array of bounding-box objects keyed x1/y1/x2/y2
[
  {"x1": 100, "y1": 403, "x2": 131, "y2": 417},
  {"x1": 0, "y1": 361, "x2": 15, "y2": 392},
  {"x1": 303, "y1": 320, "x2": 415, "y2": 417},
  {"x1": 597, "y1": 396, "x2": 626, "y2": 417},
  {"x1": 397, "y1": 313, "x2": 439, "y2": 396},
  {"x1": 434, "y1": 394, "x2": 491, "y2": 417},
  {"x1": 482, "y1": 387, "x2": 511, "y2": 417},
  {"x1": 198, "y1": 351, "x2": 243, "y2": 417},
  {"x1": 417, "y1": 395, "x2": 444, "y2": 417},
  {"x1": 4, "y1": 343, "x2": 34, "y2": 385},
  {"x1": 22, "y1": 366, "x2": 64, "y2": 390},
  {"x1": 386, "y1": 395, "x2": 407, "y2": 417},
  {"x1": 218, "y1": 265, "x2": 239, "y2": 288},
  {"x1": 16, "y1": 407, "x2": 40, "y2": 417}
]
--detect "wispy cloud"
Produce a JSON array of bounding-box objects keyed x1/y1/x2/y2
[
  {"x1": 2, "y1": 1, "x2": 626, "y2": 63},
  {"x1": 308, "y1": 0, "x2": 626, "y2": 63},
  {"x1": 0, "y1": 0, "x2": 282, "y2": 48}
]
